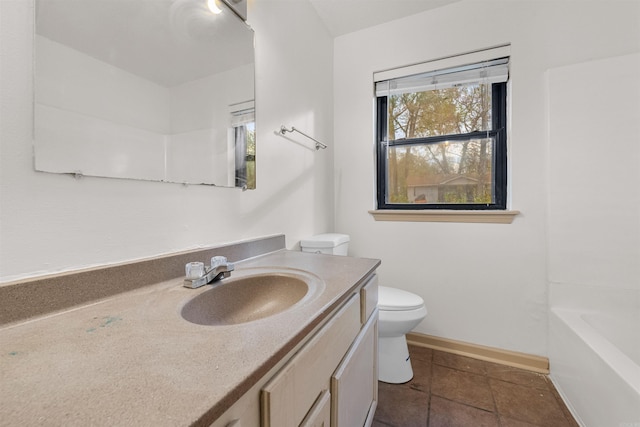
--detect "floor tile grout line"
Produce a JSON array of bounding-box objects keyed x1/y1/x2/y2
[
  {"x1": 486, "y1": 368, "x2": 504, "y2": 427},
  {"x1": 429, "y1": 392, "x2": 500, "y2": 415},
  {"x1": 425, "y1": 347, "x2": 433, "y2": 427}
]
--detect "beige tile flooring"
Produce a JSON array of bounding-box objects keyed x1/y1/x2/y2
[{"x1": 373, "y1": 345, "x2": 579, "y2": 427}]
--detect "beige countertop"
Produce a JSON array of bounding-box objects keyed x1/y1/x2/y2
[{"x1": 0, "y1": 250, "x2": 380, "y2": 426}]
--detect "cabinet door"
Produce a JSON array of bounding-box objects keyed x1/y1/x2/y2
[
  {"x1": 300, "y1": 390, "x2": 331, "y2": 427},
  {"x1": 331, "y1": 309, "x2": 378, "y2": 427},
  {"x1": 261, "y1": 293, "x2": 361, "y2": 427}
]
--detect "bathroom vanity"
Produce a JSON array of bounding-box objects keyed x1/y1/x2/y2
[
  {"x1": 0, "y1": 236, "x2": 380, "y2": 426},
  {"x1": 214, "y1": 266, "x2": 379, "y2": 427}
]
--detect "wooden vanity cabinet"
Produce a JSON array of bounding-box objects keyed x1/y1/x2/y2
[
  {"x1": 261, "y1": 274, "x2": 378, "y2": 427},
  {"x1": 212, "y1": 274, "x2": 378, "y2": 427}
]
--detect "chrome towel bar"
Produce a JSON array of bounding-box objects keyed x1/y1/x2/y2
[{"x1": 277, "y1": 125, "x2": 328, "y2": 150}]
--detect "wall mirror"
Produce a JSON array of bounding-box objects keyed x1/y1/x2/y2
[{"x1": 34, "y1": 0, "x2": 256, "y2": 189}]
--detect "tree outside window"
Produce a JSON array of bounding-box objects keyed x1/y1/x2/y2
[{"x1": 376, "y1": 59, "x2": 508, "y2": 210}]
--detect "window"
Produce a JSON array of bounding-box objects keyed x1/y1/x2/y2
[
  {"x1": 230, "y1": 102, "x2": 256, "y2": 190},
  {"x1": 375, "y1": 56, "x2": 508, "y2": 210},
  {"x1": 233, "y1": 122, "x2": 255, "y2": 189}
]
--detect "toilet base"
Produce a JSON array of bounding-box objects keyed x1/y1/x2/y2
[{"x1": 379, "y1": 335, "x2": 414, "y2": 383}]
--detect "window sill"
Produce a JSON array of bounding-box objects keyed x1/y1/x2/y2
[{"x1": 368, "y1": 209, "x2": 520, "y2": 224}]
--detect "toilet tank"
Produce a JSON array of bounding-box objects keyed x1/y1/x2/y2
[{"x1": 300, "y1": 233, "x2": 350, "y2": 256}]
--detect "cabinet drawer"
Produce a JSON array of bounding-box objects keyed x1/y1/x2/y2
[
  {"x1": 261, "y1": 293, "x2": 361, "y2": 427},
  {"x1": 360, "y1": 275, "x2": 378, "y2": 324},
  {"x1": 300, "y1": 389, "x2": 330, "y2": 427},
  {"x1": 331, "y1": 309, "x2": 378, "y2": 427}
]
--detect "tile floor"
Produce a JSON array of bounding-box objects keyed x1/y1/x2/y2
[{"x1": 373, "y1": 345, "x2": 579, "y2": 427}]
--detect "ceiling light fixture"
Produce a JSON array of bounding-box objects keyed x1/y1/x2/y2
[{"x1": 207, "y1": 0, "x2": 222, "y2": 14}]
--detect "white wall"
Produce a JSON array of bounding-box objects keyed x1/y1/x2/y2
[
  {"x1": 333, "y1": 0, "x2": 640, "y2": 356},
  {"x1": 0, "y1": 0, "x2": 334, "y2": 282}
]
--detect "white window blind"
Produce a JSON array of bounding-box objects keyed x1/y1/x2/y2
[
  {"x1": 229, "y1": 100, "x2": 255, "y2": 127},
  {"x1": 375, "y1": 57, "x2": 509, "y2": 97}
]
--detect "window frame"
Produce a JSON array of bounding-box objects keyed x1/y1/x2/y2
[{"x1": 375, "y1": 80, "x2": 508, "y2": 211}]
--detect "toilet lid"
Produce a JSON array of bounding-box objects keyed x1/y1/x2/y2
[
  {"x1": 378, "y1": 286, "x2": 425, "y2": 311},
  {"x1": 300, "y1": 233, "x2": 350, "y2": 248}
]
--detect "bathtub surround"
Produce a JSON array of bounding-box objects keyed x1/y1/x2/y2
[{"x1": 547, "y1": 53, "x2": 640, "y2": 426}]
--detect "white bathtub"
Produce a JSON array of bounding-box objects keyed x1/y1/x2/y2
[{"x1": 550, "y1": 307, "x2": 640, "y2": 427}]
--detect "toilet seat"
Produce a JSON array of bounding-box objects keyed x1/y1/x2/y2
[{"x1": 378, "y1": 286, "x2": 425, "y2": 311}]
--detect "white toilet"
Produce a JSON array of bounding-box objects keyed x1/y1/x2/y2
[
  {"x1": 377, "y1": 286, "x2": 427, "y2": 383},
  {"x1": 300, "y1": 234, "x2": 428, "y2": 384}
]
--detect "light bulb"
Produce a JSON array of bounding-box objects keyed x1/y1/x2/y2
[{"x1": 207, "y1": 0, "x2": 222, "y2": 14}]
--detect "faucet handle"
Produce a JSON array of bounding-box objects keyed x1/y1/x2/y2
[
  {"x1": 210, "y1": 256, "x2": 227, "y2": 268},
  {"x1": 185, "y1": 262, "x2": 205, "y2": 279}
]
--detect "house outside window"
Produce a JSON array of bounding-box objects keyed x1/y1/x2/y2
[{"x1": 375, "y1": 53, "x2": 509, "y2": 211}]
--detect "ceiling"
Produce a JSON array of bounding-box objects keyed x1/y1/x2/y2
[
  {"x1": 35, "y1": 0, "x2": 460, "y2": 87},
  {"x1": 36, "y1": 0, "x2": 254, "y2": 87},
  {"x1": 308, "y1": 0, "x2": 461, "y2": 37}
]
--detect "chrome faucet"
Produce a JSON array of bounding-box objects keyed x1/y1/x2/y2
[{"x1": 183, "y1": 256, "x2": 235, "y2": 289}]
